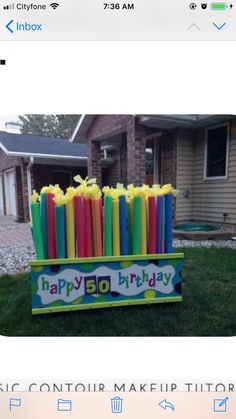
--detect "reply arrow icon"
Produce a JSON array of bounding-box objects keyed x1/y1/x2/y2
[{"x1": 159, "y1": 399, "x2": 175, "y2": 411}]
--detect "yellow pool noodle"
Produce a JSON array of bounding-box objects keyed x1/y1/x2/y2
[
  {"x1": 66, "y1": 198, "x2": 75, "y2": 258},
  {"x1": 141, "y1": 194, "x2": 147, "y2": 254},
  {"x1": 112, "y1": 199, "x2": 120, "y2": 256}
]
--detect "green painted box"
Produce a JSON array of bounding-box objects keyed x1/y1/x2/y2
[{"x1": 30, "y1": 253, "x2": 184, "y2": 315}]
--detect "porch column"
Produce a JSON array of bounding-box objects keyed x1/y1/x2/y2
[
  {"x1": 20, "y1": 162, "x2": 30, "y2": 222},
  {"x1": 160, "y1": 129, "x2": 178, "y2": 223},
  {"x1": 15, "y1": 166, "x2": 25, "y2": 222},
  {"x1": 160, "y1": 130, "x2": 177, "y2": 187},
  {"x1": 87, "y1": 139, "x2": 102, "y2": 187},
  {"x1": 127, "y1": 117, "x2": 146, "y2": 185}
]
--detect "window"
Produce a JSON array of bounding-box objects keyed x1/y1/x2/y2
[{"x1": 205, "y1": 125, "x2": 229, "y2": 179}]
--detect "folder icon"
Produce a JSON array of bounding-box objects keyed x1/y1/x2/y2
[{"x1": 57, "y1": 399, "x2": 72, "y2": 411}]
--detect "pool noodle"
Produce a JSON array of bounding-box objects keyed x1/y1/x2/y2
[{"x1": 119, "y1": 195, "x2": 128, "y2": 255}]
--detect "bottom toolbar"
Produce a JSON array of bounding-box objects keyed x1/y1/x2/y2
[{"x1": 0, "y1": 392, "x2": 235, "y2": 418}]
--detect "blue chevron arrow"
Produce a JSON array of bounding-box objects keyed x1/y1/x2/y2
[
  {"x1": 213, "y1": 22, "x2": 226, "y2": 30},
  {"x1": 6, "y1": 19, "x2": 14, "y2": 33}
]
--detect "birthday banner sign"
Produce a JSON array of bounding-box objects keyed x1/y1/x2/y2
[{"x1": 30, "y1": 254, "x2": 183, "y2": 315}]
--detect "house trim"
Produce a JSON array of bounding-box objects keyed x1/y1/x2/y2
[
  {"x1": 0, "y1": 143, "x2": 87, "y2": 161},
  {"x1": 203, "y1": 123, "x2": 230, "y2": 181}
]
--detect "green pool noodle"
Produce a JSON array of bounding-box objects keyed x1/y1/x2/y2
[
  {"x1": 31, "y1": 202, "x2": 45, "y2": 260},
  {"x1": 40, "y1": 192, "x2": 48, "y2": 257},
  {"x1": 55, "y1": 205, "x2": 66, "y2": 259},
  {"x1": 104, "y1": 195, "x2": 113, "y2": 256},
  {"x1": 133, "y1": 196, "x2": 141, "y2": 255}
]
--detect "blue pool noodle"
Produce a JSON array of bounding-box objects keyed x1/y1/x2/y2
[
  {"x1": 164, "y1": 193, "x2": 173, "y2": 253},
  {"x1": 156, "y1": 196, "x2": 163, "y2": 253}
]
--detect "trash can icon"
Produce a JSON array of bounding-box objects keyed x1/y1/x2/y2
[{"x1": 111, "y1": 397, "x2": 123, "y2": 413}]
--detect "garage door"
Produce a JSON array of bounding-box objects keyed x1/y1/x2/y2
[
  {"x1": 0, "y1": 175, "x2": 3, "y2": 214},
  {"x1": 4, "y1": 169, "x2": 17, "y2": 216}
]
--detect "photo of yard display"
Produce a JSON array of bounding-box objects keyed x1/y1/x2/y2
[
  {"x1": 30, "y1": 180, "x2": 182, "y2": 314},
  {"x1": 0, "y1": 114, "x2": 236, "y2": 336}
]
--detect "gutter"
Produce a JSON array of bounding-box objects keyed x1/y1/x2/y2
[
  {"x1": 4, "y1": 150, "x2": 87, "y2": 160},
  {"x1": 0, "y1": 142, "x2": 87, "y2": 160},
  {"x1": 27, "y1": 157, "x2": 34, "y2": 219}
]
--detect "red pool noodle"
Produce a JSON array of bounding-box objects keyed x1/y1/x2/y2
[
  {"x1": 100, "y1": 197, "x2": 104, "y2": 251},
  {"x1": 84, "y1": 197, "x2": 93, "y2": 257},
  {"x1": 74, "y1": 195, "x2": 85, "y2": 257},
  {"x1": 148, "y1": 196, "x2": 156, "y2": 254},
  {"x1": 46, "y1": 192, "x2": 56, "y2": 259}
]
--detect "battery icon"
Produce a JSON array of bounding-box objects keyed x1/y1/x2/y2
[{"x1": 211, "y1": 2, "x2": 227, "y2": 9}]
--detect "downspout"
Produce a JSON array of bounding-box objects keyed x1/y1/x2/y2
[{"x1": 27, "y1": 157, "x2": 34, "y2": 220}]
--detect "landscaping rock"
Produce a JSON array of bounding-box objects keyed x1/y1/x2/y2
[
  {"x1": 173, "y1": 239, "x2": 236, "y2": 249},
  {"x1": 0, "y1": 244, "x2": 35, "y2": 275}
]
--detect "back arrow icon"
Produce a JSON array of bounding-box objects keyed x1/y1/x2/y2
[
  {"x1": 159, "y1": 399, "x2": 175, "y2": 411},
  {"x1": 6, "y1": 19, "x2": 14, "y2": 33}
]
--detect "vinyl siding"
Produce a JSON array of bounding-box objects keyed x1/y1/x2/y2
[
  {"x1": 176, "y1": 129, "x2": 194, "y2": 222},
  {"x1": 176, "y1": 121, "x2": 236, "y2": 225}
]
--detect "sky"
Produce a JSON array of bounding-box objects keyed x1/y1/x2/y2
[{"x1": 0, "y1": 115, "x2": 20, "y2": 131}]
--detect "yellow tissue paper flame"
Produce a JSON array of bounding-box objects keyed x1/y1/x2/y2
[
  {"x1": 74, "y1": 175, "x2": 100, "y2": 197},
  {"x1": 87, "y1": 184, "x2": 102, "y2": 200},
  {"x1": 53, "y1": 191, "x2": 67, "y2": 206},
  {"x1": 40, "y1": 184, "x2": 62, "y2": 195},
  {"x1": 31, "y1": 190, "x2": 39, "y2": 203},
  {"x1": 39, "y1": 178, "x2": 179, "y2": 203},
  {"x1": 65, "y1": 187, "x2": 76, "y2": 200}
]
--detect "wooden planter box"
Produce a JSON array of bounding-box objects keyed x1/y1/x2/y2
[{"x1": 30, "y1": 253, "x2": 184, "y2": 315}]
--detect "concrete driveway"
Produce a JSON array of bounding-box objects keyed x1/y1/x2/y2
[
  {"x1": 0, "y1": 216, "x2": 35, "y2": 275},
  {"x1": 0, "y1": 216, "x2": 33, "y2": 247},
  {"x1": 0, "y1": 215, "x2": 16, "y2": 225}
]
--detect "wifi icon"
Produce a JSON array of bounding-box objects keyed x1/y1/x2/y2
[{"x1": 50, "y1": 2, "x2": 59, "y2": 9}]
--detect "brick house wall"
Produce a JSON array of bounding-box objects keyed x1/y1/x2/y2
[
  {"x1": 159, "y1": 130, "x2": 177, "y2": 187},
  {"x1": 87, "y1": 141, "x2": 102, "y2": 186},
  {"x1": 159, "y1": 130, "x2": 177, "y2": 220},
  {"x1": 86, "y1": 115, "x2": 178, "y2": 189},
  {"x1": 126, "y1": 118, "x2": 146, "y2": 185},
  {"x1": 87, "y1": 115, "x2": 147, "y2": 186},
  {"x1": 21, "y1": 162, "x2": 30, "y2": 222},
  {"x1": 0, "y1": 149, "x2": 22, "y2": 172},
  {"x1": 16, "y1": 165, "x2": 25, "y2": 222},
  {"x1": 86, "y1": 115, "x2": 178, "y2": 218},
  {"x1": 87, "y1": 115, "x2": 133, "y2": 187},
  {"x1": 87, "y1": 115, "x2": 132, "y2": 141}
]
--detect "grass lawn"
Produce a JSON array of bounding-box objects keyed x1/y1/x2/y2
[{"x1": 0, "y1": 248, "x2": 235, "y2": 336}]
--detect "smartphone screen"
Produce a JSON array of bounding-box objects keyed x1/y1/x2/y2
[{"x1": 0, "y1": 1, "x2": 235, "y2": 417}]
